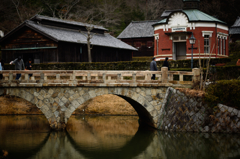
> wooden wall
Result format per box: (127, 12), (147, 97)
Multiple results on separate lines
(120, 37), (154, 57)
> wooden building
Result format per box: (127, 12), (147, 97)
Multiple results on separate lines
(117, 20), (158, 57)
(230, 16), (240, 43)
(0, 15), (136, 63)
(153, 0), (229, 61)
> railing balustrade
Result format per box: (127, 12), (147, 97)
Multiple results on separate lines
(0, 68), (200, 87)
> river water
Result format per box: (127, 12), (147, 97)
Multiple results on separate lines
(0, 115), (240, 159)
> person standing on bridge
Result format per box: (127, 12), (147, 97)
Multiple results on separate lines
(0, 59), (4, 80)
(10, 56), (25, 80)
(162, 57), (170, 70)
(150, 57), (158, 80)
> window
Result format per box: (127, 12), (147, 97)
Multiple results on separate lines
(204, 35), (210, 53)
(135, 42), (141, 48)
(180, 36), (186, 40)
(220, 39), (222, 55)
(173, 36), (178, 41)
(218, 38), (220, 55)
(147, 41), (153, 48)
(223, 38), (226, 55)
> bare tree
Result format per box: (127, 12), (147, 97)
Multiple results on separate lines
(79, 26), (95, 63)
(11, 0), (23, 22)
(42, 0), (80, 19)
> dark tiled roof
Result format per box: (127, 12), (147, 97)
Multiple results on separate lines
(31, 14), (108, 31)
(229, 28), (240, 34)
(229, 17), (240, 34)
(231, 16), (240, 27)
(26, 21), (137, 50)
(117, 20), (158, 39)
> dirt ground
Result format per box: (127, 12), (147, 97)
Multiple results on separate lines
(0, 95), (137, 115)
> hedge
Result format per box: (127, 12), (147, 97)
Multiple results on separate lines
(204, 80), (240, 109)
(3, 58), (230, 71)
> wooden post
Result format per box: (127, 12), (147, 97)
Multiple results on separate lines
(161, 67), (168, 83)
(71, 71), (76, 80)
(193, 68), (200, 83)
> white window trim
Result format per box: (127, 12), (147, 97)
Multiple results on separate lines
(217, 32), (228, 40)
(202, 31), (213, 37)
(154, 34), (159, 40)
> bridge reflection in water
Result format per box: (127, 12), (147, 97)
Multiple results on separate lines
(1, 115), (240, 159)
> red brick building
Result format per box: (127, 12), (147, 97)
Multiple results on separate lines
(153, 0), (229, 61)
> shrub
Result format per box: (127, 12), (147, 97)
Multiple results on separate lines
(204, 80), (240, 109)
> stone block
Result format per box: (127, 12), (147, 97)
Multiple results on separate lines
(89, 90), (96, 98)
(58, 92), (65, 99)
(228, 107), (233, 113)
(37, 95), (44, 100)
(68, 89), (75, 95)
(54, 111), (59, 118)
(79, 89), (85, 96)
(51, 92), (59, 98)
(140, 91), (146, 97)
(151, 110), (158, 117)
(77, 97), (85, 105)
(36, 100), (43, 108)
(83, 93), (90, 101)
(59, 101), (65, 107)
(132, 92), (140, 101)
(45, 110), (53, 119)
(65, 109), (72, 119)
(25, 92), (34, 102)
(146, 104), (154, 112)
(137, 95), (145, 106)
(48, 89), (54, 95)
(150, 101), (157, 106)
(69, 106), (75, 113)
(39, 90), (46, 97)
(33, 92), (39, 97)
(145, 89), (151, 96)
(31, 97), (39, 105)
(71, 100), (80, 108)
(151, 89), (157, 96)
(136, 88), (141, 93)
(41, 105), (50, 114)
(61, 96), (69, 104)
(54, 97), (60, 103)
(61, 106), (67, 111)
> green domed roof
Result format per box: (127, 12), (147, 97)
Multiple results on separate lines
(154, 9), (226, 25)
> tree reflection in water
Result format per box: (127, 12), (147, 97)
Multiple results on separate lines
(1, 115), (240, 159)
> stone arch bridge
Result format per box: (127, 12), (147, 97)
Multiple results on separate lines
(0, 68), (200, 130)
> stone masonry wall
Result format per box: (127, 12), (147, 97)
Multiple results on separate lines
(159, 87), (240, 133)
(5, 87), (167, 130)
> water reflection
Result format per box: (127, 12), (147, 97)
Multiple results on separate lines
(0, 115), (240, 159)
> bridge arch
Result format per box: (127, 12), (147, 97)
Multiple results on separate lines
(4, 87), (167, 129)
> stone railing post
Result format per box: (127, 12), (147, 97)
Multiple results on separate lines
(132, 73), (136, 84)
(102, 73), (106, 84)
(117, 73), (121, 82)
(161, 67), (168, 83)
(87, 73), (91, 81)
(40, 72), (44, 83)
(56, 74), (60, 80)
(9, 72), (13, 83)
(192, 68), (200, 83)
(25, 73), (29, 82)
